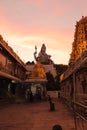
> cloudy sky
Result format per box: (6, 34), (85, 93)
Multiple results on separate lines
(0, 0), (87, 64)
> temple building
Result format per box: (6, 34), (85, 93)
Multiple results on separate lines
(25, 44), (57, 101)
(0, 35), (27, 100)
(69, 16), (87, 65)
(60, 16), (87, 100)
(0, 35), (57, 102)
(60, 16), (87, 123)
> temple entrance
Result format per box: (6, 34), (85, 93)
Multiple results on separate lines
(25, 83), (47, 102)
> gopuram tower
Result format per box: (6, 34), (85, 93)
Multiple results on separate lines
(69, 16), (87, 65)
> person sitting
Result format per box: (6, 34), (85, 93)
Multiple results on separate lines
(52, 124), (62, 130)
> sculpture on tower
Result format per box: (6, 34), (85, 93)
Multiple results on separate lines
(34, 43), (53, 64)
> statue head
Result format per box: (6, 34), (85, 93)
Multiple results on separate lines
(41, 43), (46, 53)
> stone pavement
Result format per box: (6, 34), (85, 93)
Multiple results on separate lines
(0, 98), (76, 130)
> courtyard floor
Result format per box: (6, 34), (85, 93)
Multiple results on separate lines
(0, 97), (77, 130)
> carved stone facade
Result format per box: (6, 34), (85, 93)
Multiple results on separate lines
(0, 35), (27, 100)
(60, 17), (87, 123)
(69, 16), (87, 65)
(29, 62), (46, 79)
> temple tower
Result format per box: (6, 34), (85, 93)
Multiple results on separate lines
(69, 16), (87, 65)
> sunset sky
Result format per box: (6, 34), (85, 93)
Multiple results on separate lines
(0, 0), (87, 64)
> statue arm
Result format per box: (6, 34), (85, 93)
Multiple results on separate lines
(34, 51), (38, 61)
(33, 45), (37, 61)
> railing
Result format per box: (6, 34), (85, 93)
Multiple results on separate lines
(72, 101), (87, 130)
(72, 101), (87, 121)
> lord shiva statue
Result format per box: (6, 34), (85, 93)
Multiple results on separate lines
(34, 44), (53, 64)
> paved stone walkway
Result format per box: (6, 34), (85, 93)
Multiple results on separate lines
(0, 98), (76, 130)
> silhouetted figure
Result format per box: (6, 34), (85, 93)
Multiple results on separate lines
(25, 88), (33, 102)
(47, 95), (55, 111)
(52, 124), (62, 130)
(25, 89), (30, 101)
(30, 91), (34, 102)
(47, 95), (52, 104)
(36, 87), (41, 101)
(58, 91), (60, 98)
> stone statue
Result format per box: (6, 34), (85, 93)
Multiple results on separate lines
(34, 44), (53, 64)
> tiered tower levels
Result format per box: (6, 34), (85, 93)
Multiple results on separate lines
(69, 16), (87, 64)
